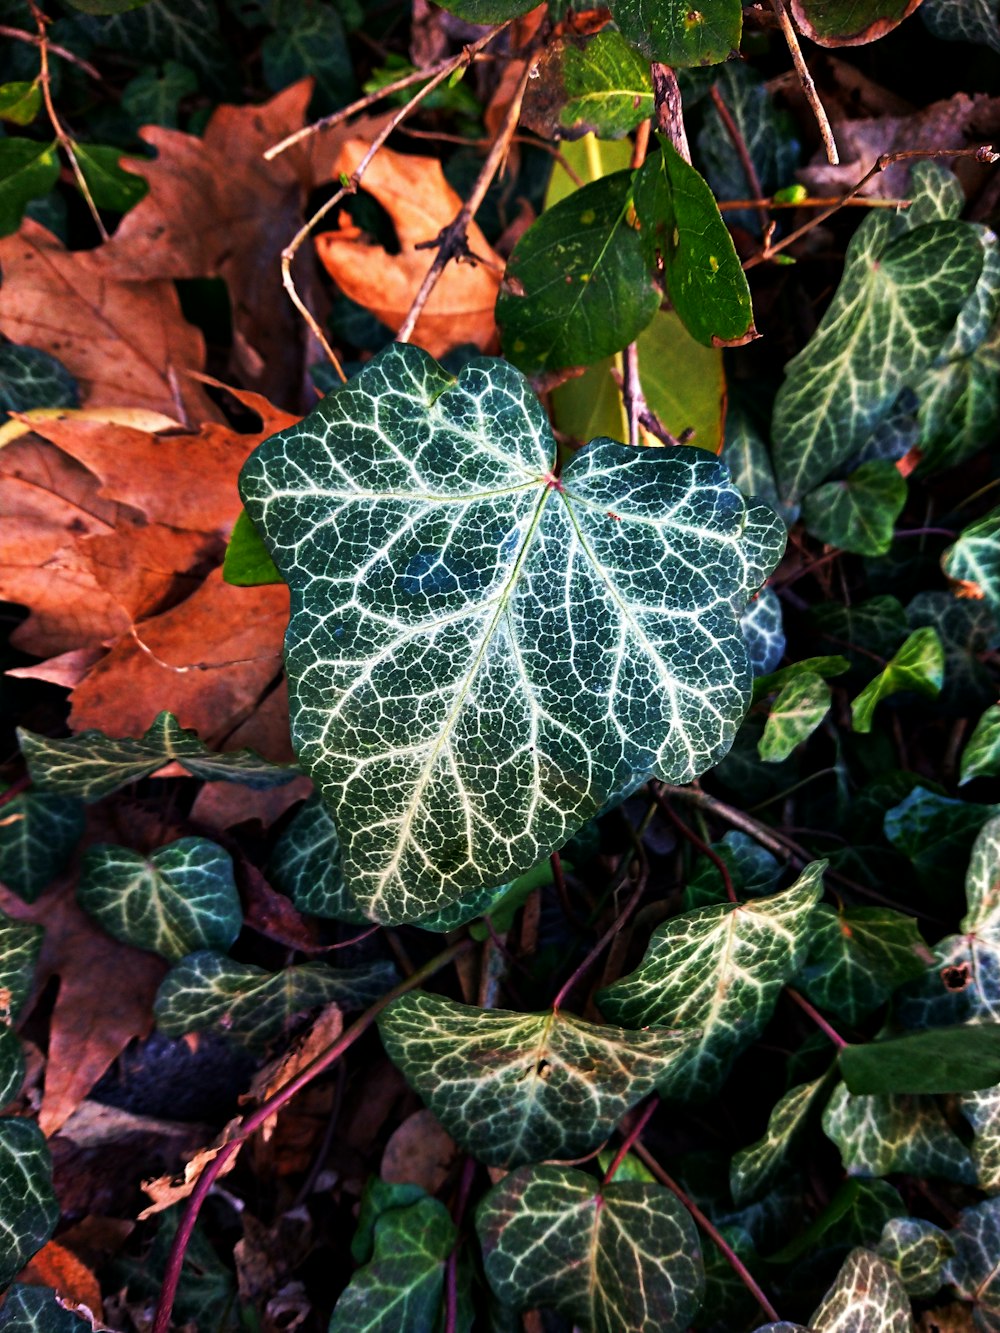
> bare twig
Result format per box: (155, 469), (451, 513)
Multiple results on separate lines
(709, 83), (772, 241)
(151, 938), (474, 1333)
(650, 64), (691, 163)
(786, 986), (849, 1049)
(770, 0), (839, 166)
(652, 787), (738, 903)
(0, 23), (102, 79)
(552, 854), (648, 1012)
(719, 193), (909, 211)
(444, 1157), (476, 1333)
(395, 56), (534, 345)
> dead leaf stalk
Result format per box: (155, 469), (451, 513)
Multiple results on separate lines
(769, 0), (840, 166)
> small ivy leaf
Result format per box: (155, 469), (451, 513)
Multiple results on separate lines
(0, 140), (59, 238)
(906, 590), (996, 714)
(945, 1197), (1000, 1331)
(351, 1178), (428, 1265)
(77, 837), (243, 962)
(239, 343), (784, 925)
(261, 0), (356, 117)
(752, 655), (850, 704)
(476, 1163), (704, 1331)
(840, 1024), (1000, 1095)
(807, 1248), (913, 1332)
(877, 1217), (953, 1297)
(73, 143), (149, 213)
(154, 950), (397, 1051)
(634, 137), (755, 348)
(741, 589), (786, 677)
(497, 171), (661, 375)
(960, 704), (1000, 784)
(822, 1082), (976, 1182)
(329, 1196), (456, 1333)
(0, 1282), (97, 1331)
(960, 1084), (1000, 1192)
(801, 460), (908, 557)
(0, 789), (84, 904)
(0, 81), (42, 127)
(18, 712), (297, 801)
(943, 508), (1000, 615)
(922, 0), (1000, 51)
(773, 169), (987, 501)
(378, 992), (693, 1168)
(598, 862), (825, 1100)
(850, 627), (944, 734)
(522, 31), (653, 141)
(0, 1029), (25, 1111)
(794, 905), (931, 1024)
(222, 509), (283, 586)
(0, 1118), (59, 1285)
(609, 0), (742, 66)
(121, 60), (198, 130)
(730, 1074), (834, 1206)
(883, 787), (997, 899)
(757, 671), (831, 763)
(791, 0), (922, 43)
(683, 829), (783, 910)
(0, 910), (43, 1021)
(0, 343), (79, 420)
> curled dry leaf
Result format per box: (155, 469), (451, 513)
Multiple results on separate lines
(249, 1001), (344, 1144)
(138, 1115), (243, 1220)
(314, 139), (503, 357)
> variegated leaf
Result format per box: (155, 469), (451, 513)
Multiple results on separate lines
(822, 1082), (976, 1183)
(943, 508), (1000, 616)
(794, 905), (931, 1024)
(808, 1248), (913, 1332)
(0, 790), (84, 904)
(731, 1074), (833, 1205)
(0, 1118), (58, 1285)
(877, 1217), (953, 1297)
(960, 1084), (1000, 1193)
(945, 1197), (1000, 1332)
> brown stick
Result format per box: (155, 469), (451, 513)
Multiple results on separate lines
(650, 64), (691, 163)
(709, 83), (771, 239)
(770, 0), (839, 166)
(719, 193), (909, 211)
(0, 23), (102, 79)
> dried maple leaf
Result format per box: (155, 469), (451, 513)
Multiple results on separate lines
(314, 139), (502, 357)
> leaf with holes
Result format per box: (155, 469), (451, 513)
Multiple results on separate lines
(238, 344), (784, 925)
(378, 992), (693, 1168)
(795, 905), (930, 1023)
(597, 862), (824, 1100)
(19, 712), (296, 801)
(822, 1082), (976, 1182)
(522, 30), (653, 140)
(850, 628), (944, 734)
(77, 837), (243, 962)
(945, 1198), (1000, 1332)
(801, 460), (907, 557)
(944, 508), (1000, 616)
(757, 672), (831, 762)
(877, 1217), (953, 1296)
(730, 1074), (834, 1205)
(610, 0), (742, 66)
(0, 1118), (58, 1285)
(154, 951), (397, 1051)
(476, 1163), (704, 1331)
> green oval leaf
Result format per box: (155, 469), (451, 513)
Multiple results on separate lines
(522, 31), (653, 141)
(609, 0), (742, 66)
(0, 82), (42, 127)
(840, 1024), (1000, 1095)
(0, 140), (59, 238)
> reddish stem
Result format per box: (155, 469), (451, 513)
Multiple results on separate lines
(785, 986), (849, 1050)
(552, 870), (647, 1013)
(444, 1156), (477, 1333)
(151, 938), (473, 1333)
(653, 789), (737, 903)
(0, 774), (31, 809)
(602, 1097), (659, 1184)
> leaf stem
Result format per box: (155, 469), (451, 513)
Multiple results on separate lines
(602, 1096), (659, 1184)
(0, 23), (102, 79)
(444, 1156), (477, 1333)
(552, 859), (647, 1013)
(631, 1140), (781, 1323)
(785, 986), (848, 1049)
(151, 937), (474, 1333)
(652, 787), (738, 903)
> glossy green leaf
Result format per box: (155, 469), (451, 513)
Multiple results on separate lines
(477, 1163), (704, 1331)
(741, 589), (786, 677)
(598, 862), (825, 1100)
(0, 344), (79, 419)
(223, 509), (283, 586)
(523, 30), (652, 140)
(758, 672), (831, 762)
(907, 590), (996, 713)
(822, 1082), (976, 1182)
(773, 173), (986, 500)
(77, 837), (243, 962)
(752, 655), (850, 703)
(154, 950), (396, 1051)
(841, 1024), (1000, 1094)
(239, 344), (784, 925)
(498, 171), (660, 375)
(0, 1284), (94, 1331)
(378, 992), (692, 1168)
(877, 1217), (953, 1297)
(730, 1075), (832, 1205)
(0, 910), (42, 1022)
(0, 789), (85, 904)
(808, 1248), (913, 1332)
(121, 60), (198, 129)
(945, 1197), (1000, 1331)
(0, 139), (59, 237)
(0, 1118), (58, 1285)
(944, 508), (1000, 616)
(960, 703), (1000, 784)
(0, 82), (41, 126)
(795, 906), (930, 1023)
(329, 1196), (455, 1333)
(74, 143), (149, 212)
(634, 137), (755, 348)
(960, 1084), (1000, 1193)
(801, 460), (907, 557)
(790, 0), (922, 43)
(850, 627), (944, 733)
(19, 711), (296, 801)
(610, 0), (742, 66)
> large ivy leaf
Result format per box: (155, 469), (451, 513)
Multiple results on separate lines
(730, 1074), (833, 1205)
(609, 0), (742, 66)
(946, 1197), (1000, 1331)
(791, 0), (923, 43)
(497, 171), (660, 376)
(801, 460), (907, 557)
(794, 905), (930, 1023)
(0, 1118), (58, 1285)
(877, 1217), (953, 1297)
(597, 862), (824, 1099)
(808, 1248), (913, 1332)
(0, 344), (78, 420)
(154, 951), (397, 1051)
(77, 837), (243, 961)
(75, 0), (230, 87)
(840, 1025), (1000, 1094)
(522, 30), (653, 140)
(19, 712), (296, 801)
(0, 789), (84, 904)
(634, 138), (755, 348)
(943, 509), (1000, 616)
(239, 344), (784, 924)
(850, 627), (944, 734)
(0, 140), (59, 238)
(329, 1196), (455, 1333)
(476, 1164), (704, 1331)
(757, 672), (831, 762)
(960, 704), (1000, 784)
(773, 187), (986, 500)
(822, 1082), (976, 1182)
(378, 992), (692, 1167)
(0, 1284), (93, 1332)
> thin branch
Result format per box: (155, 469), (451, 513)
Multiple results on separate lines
(653, 788), (737, 903)
(0, 23), (102, 79)
(632, 1140), (782, 1323)
(786, 986), (849, 1049)
(395, 56), (534, 345)
(770, 0), (839, 166)
(709, 83), (771, 240)
(602, 1097), (659, 1184)
(650, 64), (691, 163)
(0, 774), (31, 809)
(444, 1157), (477, 1333)
(151, 937), (474, 1333)
(718, 193), (909, 211)
(659, 783), (795, 861)
(552, 855), (648, 1012)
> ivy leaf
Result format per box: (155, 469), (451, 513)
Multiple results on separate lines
(121, 60), (198, 129)
(801, 460), (907, 557)
(765, 1177), (906, 1267)
(683, 829), (782, 910)
(239, 344), (784, 925)
(0, 1118), (58, 1285)
(822, 1082), (976, 1182)
(0, 909), (43, 1021)
(19, 712), (296, 801)
(850, 627), (944, 733)
(741, 589), (786, 677)
(757, 672), (831, 762)
(597, 862), (825, 1100)
(808, 1248), (913, 1332)
(497, 171), (660, 375)
(0, 343), (78, 419)
(877, 1217), (953, 1297)
(74, 143), (149, 213)
(883, 787), (996, 897)
(906, 590), (996, 714)
(945, 1198), (1000, 1331)
(790, 0), (923, 43)
(77, 837), (243, 962)
(609, 0), (742, 66)
(522, 30), (653, 140)
(840, 1025), (1000, 1095)
(74, 0), (230, 88)
(378, 992), (693, 1168)
(960, 704), (1000, 784)
(794, 905), (931, 1024)
(223, 509), (283, 587)
(960, 1085), (1000, 1192)
(476, 1164), (704, 1330)
(943, 508), (1000, 615)
(0, 140), (59, 237)
(0, 1284), (93, 1332)
(730, 1074), (833, 1205)
(261, 0), (356, 115)
(634, 138), (755, 348)
(0, 790), (84, 904)
(922, 0), (1000, 51)
(432, 0), (537, 20)
(0, 1029), (25, 1111)
(154, 951), (397, 1051)
(0, 82), (42, 127)
(329, 1196), (455, 1333)
(773, 203), (986, 501)
(752, 655), (850, 703)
